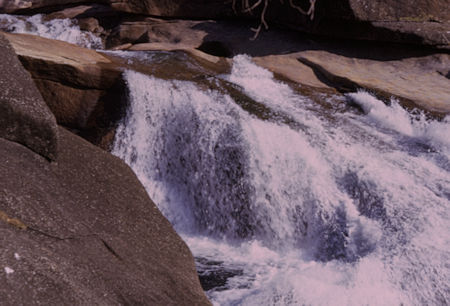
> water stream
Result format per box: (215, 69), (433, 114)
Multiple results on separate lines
(112, 55), (450, 305)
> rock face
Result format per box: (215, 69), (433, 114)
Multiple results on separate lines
(0, 127), (210, 305)
(3, 32), (126, 149)
(0, 32), (210, 305)
(269, 0), (450, 48)
(0, 33), (58, 160)
(347, 0), (449, 22)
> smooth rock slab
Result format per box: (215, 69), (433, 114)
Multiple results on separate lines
(297, 50), (450, 114)
(4, 32), (117, 88)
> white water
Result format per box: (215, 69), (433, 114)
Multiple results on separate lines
(113, 54), (450, 305)
(0, 13), (103, 48)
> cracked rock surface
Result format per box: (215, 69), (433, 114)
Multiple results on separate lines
(0, 127), (210, 305)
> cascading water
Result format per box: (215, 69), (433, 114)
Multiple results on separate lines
(112, 54), (449, 305)
(0, 13), (103, 49)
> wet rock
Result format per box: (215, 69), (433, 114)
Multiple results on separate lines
(3, 32), (125, 149)
(253, 55), (329, 89)
(42, 4), (117, 36)
(129, 42), (226, 64)
(0, 32), (58, 160)
(105, 18), (208, 50)
(196, 257), (244, 292)
(78, 17), (103, 33)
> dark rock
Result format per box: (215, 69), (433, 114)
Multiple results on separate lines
(43, 4), (115, 21)
(78, 17), (103, 33)
(0, 127), (211, 305)
(196, 257), (244, 292)
(108, 0), (235, 19)
(0, 32), (58, 160)
(266, 0), (450, 48)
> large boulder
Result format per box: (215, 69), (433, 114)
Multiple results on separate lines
(347, 0), (448, 22)
(0, 127), (210, 305)
(0, 32), (58, 160)
(267, 0), (450, 48)
(0, 28), (209, 304)
(3, 32), (125, 149)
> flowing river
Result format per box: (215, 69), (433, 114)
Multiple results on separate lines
(112, 54), (450, 305)
(1, 14), (449, 305)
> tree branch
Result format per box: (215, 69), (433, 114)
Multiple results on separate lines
(233, 0), (318, 39)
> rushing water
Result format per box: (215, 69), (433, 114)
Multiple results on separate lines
(112, 54), (450, 305)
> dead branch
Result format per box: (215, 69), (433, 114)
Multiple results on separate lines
(232, 0), (318, 39)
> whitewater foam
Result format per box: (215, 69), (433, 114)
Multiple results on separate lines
(0, 14), (103, 49)
(347, 90), (450, 155)
(113, 54), (449, 305)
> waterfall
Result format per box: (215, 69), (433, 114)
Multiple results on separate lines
(113, 54), (450, 305)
